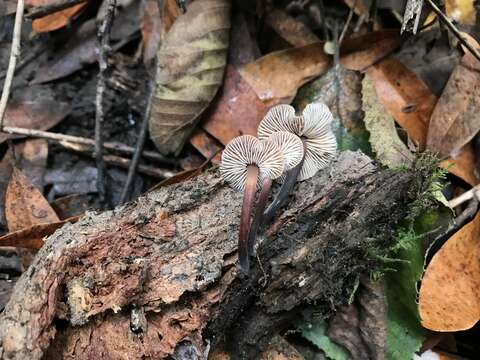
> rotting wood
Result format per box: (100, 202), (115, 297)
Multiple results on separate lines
(0, 151), (421, 359)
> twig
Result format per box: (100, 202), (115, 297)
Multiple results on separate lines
(1, 126), (174, 164)
(0, 0), (24, 130)
(25, 0), (87, 19)
(448, 184), (480, 208)
(95, 0), (117, 206)
(426, 198), (479, 264)
(59, 141), (175, 179)
(338, 0), (356, 45)
(119, 79), (155, 204)
(425, 0), (480, 63)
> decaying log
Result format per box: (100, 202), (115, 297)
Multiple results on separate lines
(0, 151), (421, 359)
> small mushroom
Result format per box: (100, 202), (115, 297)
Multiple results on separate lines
(247, 131), (304, 255)
(257, 102), (337, 223)
(220, 135), (284, 273)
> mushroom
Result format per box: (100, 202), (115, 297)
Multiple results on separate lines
(257, 102), (337, 224)
(247, 131), (304, 255)
(220, 135), (284, 273)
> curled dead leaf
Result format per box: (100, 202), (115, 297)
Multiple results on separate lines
(0, 216), (81, 250)
(6, 167), (59, 232)
(149, 0), (231, 155)
(419, 213), (480, 331)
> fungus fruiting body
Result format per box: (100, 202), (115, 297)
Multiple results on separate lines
(220, 135), (284, 273)
(257, 102), (337, 224)
(247, 131), (304, 255)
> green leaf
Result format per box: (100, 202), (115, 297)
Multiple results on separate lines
(385, 229), (426, 360)
(299, 320), (349, 360)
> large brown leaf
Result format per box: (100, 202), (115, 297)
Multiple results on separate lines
(149, 0), (231, 155)
(419, 213), (480, 331)
(201, 65), (269, 145)
(0, 100), (70, 144)
(5, 167), (59, 232)
(426, 48), (480, 157)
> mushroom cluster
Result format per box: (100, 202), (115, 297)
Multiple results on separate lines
(220, 102), (337, 273)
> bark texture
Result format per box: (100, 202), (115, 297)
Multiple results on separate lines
(0, 151), (419, 359)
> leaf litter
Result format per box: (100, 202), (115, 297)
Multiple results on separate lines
(1, 0), (480, 358)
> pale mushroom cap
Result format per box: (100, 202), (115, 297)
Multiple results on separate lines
(220, 135), (284, 191)
(267, 131), (304, 171)
(257, 102), (337, 181)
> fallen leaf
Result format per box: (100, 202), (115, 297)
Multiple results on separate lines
(0, 216), (81, 250)
(293, 65), (371, 155)
(6, 167), (59, 232)
(446, 0), (476, 25)
(51, 194), (94, 220)
(426, 48), (480, 157)
(340, 30), (403, 71)
(32, 1), (87, 33)
(200, 65), (269, 146)
(298, 318), (349, 360)
(149, 0), (231, 155)
(362, 76), (413, 168)
(0, 139), (48, 227)
(228, 10), (260, 66)
(265, 8), (319, 46)
(0, 100), (70, 144)
(419, 213), (480, 331)
(238, 30), (402, 107)
(32, 6), (139, 84)
(189, 129), (222, 163)
(365, 57), (437, 149)
(162, 0), (185, 34)
(238, 42), (330, 106)
(439, 143), (479, 186)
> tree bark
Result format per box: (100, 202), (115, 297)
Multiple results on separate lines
(0, 151), (419, 360)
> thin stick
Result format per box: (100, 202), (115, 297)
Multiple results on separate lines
(448, 184), (480, 208)
(25, 0), (86, 19)
(425, 0), (480, 63)
(0, 0), (25, 130)
(1, 126), (172, 164)
(119, 79), (155, 204)
(95, 0), (117, 206)
(338, 0), (356, 45)
(59, 140), (175, 179)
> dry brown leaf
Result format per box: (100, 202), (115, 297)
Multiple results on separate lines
(162, 0), (184, 34)
(6, 167), (59, 232)
(426, 48), (480, 156)
(32, 1), (87, 33)
(200, 65), (269, 145)
(0, 140), (49, 228)
(439, 143), (479, 186)
(365, 57), (437, 149)
(238, 42), (330, 106)
(149, 0), (231, 155)
(419, 213), (480, 331)
(257, 337), (304, 360)
(238, 30), (402, 107)
(0, 100), (70, 144)
(340, 30), (403, 71)
(0, 216), (81, 250)
(265, 8), (319, 46)
(51, 194), (93, 220)
(189, 129), (222, 163)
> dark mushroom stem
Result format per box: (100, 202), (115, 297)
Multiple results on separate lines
(261, 141), (307, 227)
(248, 141), (307, 257)
(239, 165), (259, 273)
(247, 176), (273, 257)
